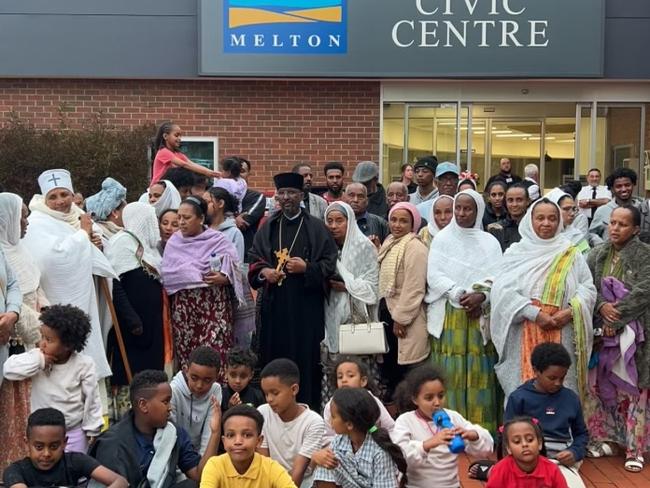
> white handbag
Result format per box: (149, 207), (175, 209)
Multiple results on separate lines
(338, 299), (388, 355)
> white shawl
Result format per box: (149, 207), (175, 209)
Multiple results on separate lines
(0, 193), (45, 349)
(139, 179), (182, 218)
(23, 198), (117, 379)
(29, 194), (84, 229)
(426, 195), (454, 239)
(490, 199), (596, 395)
(323, 202), (379, 353)
(546, 188), (589, 246)
(0, 193), (40, 294)
(426, 190), (503, 340)
(106, 202), (162, 277)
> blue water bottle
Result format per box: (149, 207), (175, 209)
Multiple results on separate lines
(432, 410), (465, 454)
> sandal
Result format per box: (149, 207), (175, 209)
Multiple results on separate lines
(586, 442), (615, 458)
(624, 456), (644, 473)
(468, 460), (495, 481)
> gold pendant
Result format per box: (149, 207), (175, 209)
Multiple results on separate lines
(274, 248), (290, 286)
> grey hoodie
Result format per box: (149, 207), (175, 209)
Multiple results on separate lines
(170, 371), (222, 454)
(217, 217), (245, 261)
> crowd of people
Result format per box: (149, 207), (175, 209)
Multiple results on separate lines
(1, 120), (650, 488)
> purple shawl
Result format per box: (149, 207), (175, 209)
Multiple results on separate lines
(162, 227), (243, 301)
(597, 276), (644, 406)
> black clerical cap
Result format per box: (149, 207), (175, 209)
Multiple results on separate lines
(274, 172), (304, 191)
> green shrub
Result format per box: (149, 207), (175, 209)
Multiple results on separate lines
(0, 113), (155, 202)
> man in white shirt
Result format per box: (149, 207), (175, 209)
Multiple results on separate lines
(522, 163), (541, 201)
(577, 168), (611, 224)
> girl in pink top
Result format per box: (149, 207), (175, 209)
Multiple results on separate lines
(151, 122), (220, 183)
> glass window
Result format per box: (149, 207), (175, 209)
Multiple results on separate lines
(382, 103), (405, 183)
(544, 117), (576, 189)
(180, 137), (218, 170)
(381, 101), (645, 194)
(576, 105), (643, 191)
(490, 120), (542, 181)
(603, 106), (642, 176)
(406, 104), (458, 165)
(460, 117), (486, 190)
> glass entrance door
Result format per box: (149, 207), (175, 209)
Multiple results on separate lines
(489, 120), (542, 185)
(382, 101), (644, 194)
(575, 103), (646, 192)
(405, 104), (460, 164)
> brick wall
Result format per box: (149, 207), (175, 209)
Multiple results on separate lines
(0, 79), (381, 191)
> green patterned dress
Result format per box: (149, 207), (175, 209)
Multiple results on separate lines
(431, 303), (499, 434)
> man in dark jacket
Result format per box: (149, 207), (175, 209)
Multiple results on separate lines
(351, 161), (388, 218)
(236, 158), (267, 262)
(485, 157), (522, 188)
(344, 182), (390, 246)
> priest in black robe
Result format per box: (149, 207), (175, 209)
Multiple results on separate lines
(249, 172), (337, 410)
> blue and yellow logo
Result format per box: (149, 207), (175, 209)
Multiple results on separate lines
(223, 0), (347, 54)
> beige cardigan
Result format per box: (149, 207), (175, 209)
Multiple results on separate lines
(383, 237), (430, 365)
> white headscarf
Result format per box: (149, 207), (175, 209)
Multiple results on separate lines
(106, 202), (162, 277)
(29, 193), (85, 230)
(427, 195), (454, 238)
(138, 180), (182, 218)
(0, 193), (40, 294)
(426, 189), (503, 339)
(490, 198), (573, 354)
(323, 201), (379, 353)
(546, 188), (588, 246)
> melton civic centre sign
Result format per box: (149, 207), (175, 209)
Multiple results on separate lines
(222, 0), (347, 54)
(199, 0), (605, 77)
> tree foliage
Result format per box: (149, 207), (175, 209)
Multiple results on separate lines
(0, 113), (154, 201)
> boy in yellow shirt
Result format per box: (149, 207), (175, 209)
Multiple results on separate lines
(200, 405), (296, 488)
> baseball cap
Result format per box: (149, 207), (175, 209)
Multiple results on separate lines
(435, 162), (460, 178)
(352, 161), (379, 183)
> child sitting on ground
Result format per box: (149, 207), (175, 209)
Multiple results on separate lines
(320, 356), (394, 445)
(258, 358), (326, 488)
(199, 404), (296, 488)
(486, 417), (568, 488)
(391, 365), (493, 488)
(221, 348), (265, 412)
(313, 388), (407, 488)
(90, 370), (219, 488)
(470, 342), (588, 488)
(505, 343), (587, 487)
(3, 304), (103, 453)
(171, 346), (223, 455)
(3, 408), (127, 488)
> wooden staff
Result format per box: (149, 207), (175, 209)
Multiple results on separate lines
(100, 277), (133, 383)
